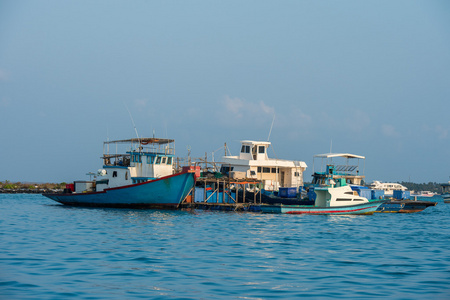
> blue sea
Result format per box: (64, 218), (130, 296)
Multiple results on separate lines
(1, 194), (449, 299)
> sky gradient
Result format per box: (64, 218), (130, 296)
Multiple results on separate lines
(1, 0), (450, 184)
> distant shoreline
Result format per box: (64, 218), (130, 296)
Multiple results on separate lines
(0, 182), (64, 194)
(0, 189), (63, 194)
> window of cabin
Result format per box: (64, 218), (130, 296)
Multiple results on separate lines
(156, 156), (161, 164)
(258, 146), (265, 154)
(167, 157), (172, 165)
(113, 171), (118, 177)
(147, 156), (155, 164)
(257, 167), (261, 173)
(241, 145), (250, 153)
(263, 167), (270, 173)
(220, 166), (234, 173)
(162, 157), (167, 164)
(271, 168), (276, 173)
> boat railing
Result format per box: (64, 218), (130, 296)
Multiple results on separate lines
(103, 154), (131, 167)
(334, 165), (358, 173)
(141, 145), (175, 155)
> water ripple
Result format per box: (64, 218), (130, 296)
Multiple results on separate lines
(1, 194), (450, 299)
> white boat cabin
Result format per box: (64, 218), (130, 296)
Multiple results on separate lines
(369, 181), (407, 196)
(220, 140), (307, 191)
(94, 138), (175, 192)
(314, 178), (369, 207)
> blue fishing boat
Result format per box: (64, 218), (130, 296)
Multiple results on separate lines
(43, 138), (195, 208)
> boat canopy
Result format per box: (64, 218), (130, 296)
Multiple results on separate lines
(104, 138), (174, 145)
(240, 140), (271, 146)
(314, 153), (365, 159)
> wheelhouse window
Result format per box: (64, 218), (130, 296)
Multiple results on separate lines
(294, 172), (300, 177)
(156, 156), (161, 164)
(263, 167), (270, 173)
(220, 166), (234, 173)
(258, 146), (265, 154)
(257, 167), (261, 173)
(133, 154), (141, 163)
(147, 156), (155, 164)
(241, 145), (250, 153)
(167, 157), (172, 165)
(271, 168), (276, 173)
(162, 157), (167, 164)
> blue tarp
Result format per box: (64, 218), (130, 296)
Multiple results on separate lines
(279, 187), (297, 198)
(371, 190), (385, 200)
(393, 190), (410, 200)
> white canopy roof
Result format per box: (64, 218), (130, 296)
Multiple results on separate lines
(240, 140), (271, 146)
(314, 153), (365, 159)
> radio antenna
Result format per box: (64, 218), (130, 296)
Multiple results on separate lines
(124, 102), (140, 145)
(267, 113), (275, 141)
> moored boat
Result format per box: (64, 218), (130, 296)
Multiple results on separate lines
(410, 191), (437, 197)
(376, 199), (437, 213)
(308, 152), (437, 213)
(43, 137), (196, 208)
(260, 200), (386, 214)
(440, 181), (450, 203)
(220, 140), (307, 192)
(260, 178), (387, 215)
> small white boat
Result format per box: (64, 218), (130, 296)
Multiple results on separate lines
(410, 191), (437, 197)
(260, 178), (387, 215)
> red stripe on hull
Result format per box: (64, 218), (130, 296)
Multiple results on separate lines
(285, 205), (379, 214)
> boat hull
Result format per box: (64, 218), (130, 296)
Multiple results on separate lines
(376, 199), (437, 213)
(43, 172), (195, 208)
(442, 193), (450, 203)
(259, 200), (386, 215)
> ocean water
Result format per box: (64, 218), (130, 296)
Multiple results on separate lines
(1, 194), (449, 300)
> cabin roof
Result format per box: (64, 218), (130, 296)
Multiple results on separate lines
(240, 140), (271, 146)
(314, 153), (365, 159)
(104, 138), (174, 145)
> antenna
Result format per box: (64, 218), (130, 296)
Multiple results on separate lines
(329, 139), (333, 154)
(106, 127), (110, 155)
(267, 113), (275, 141)
(124, 102), (140, 144)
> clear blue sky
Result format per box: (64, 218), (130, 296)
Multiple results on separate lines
(1, 0), (450, 184)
